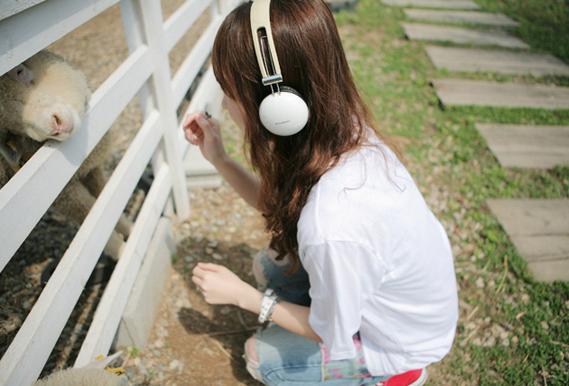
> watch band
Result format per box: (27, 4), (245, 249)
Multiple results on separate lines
(258, 288), (279, 324)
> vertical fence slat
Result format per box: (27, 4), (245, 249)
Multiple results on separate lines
(136, 0), (190, 219)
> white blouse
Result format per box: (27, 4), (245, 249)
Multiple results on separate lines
(297, 128), (459, 376)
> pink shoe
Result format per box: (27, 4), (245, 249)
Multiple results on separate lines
(376, 368), (428, 386)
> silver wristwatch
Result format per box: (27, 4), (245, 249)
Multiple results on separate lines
(258, 288), (279, 324)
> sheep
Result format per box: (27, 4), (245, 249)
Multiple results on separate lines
(32, 368), (129, 386)
(0, 49), (133, 262)
(32, 351), (129, 386)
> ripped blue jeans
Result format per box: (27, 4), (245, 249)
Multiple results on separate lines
(244, 247), (391, 385)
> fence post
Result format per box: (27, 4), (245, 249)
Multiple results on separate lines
(134, 0), (190, 219)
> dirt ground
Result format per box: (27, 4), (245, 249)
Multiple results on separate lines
(122, 174), (271, 385)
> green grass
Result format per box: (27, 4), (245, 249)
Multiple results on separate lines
(333, 0), (569, 384)
(476, 0), (569, 63)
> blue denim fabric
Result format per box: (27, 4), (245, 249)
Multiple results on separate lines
(250, 248), (391, 386)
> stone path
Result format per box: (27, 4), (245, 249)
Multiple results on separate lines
(425, 46), (569, 76)
(382, 0), (479, 10)
(377, 0), (569, 282)
(486, 199), (569, 282)
(476, 124), (569, 169)
(431, 79), (569, 110)
(402, 23), (529, 49)
(404, 9), (518, 27)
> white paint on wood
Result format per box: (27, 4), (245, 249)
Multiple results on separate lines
(487, 199), (569, 282)
(403, 23), (529, 49)
(164, 0), (212, 52)
(75, 165), (172, 366)
(426, 46), (569, 76)
(0, 0), (119, 76)
(0, 46), (153, 272)
(404, 9), (518, 27)
(0, 0), (47, 21)
(0, 110), (162, 385)
(382, 0), (479, 10)
(115, 217), (174, 349)
(136, 0), (190, 219)
(476, 123), (569, 169)
(432, 79), (569, 110)
(171, 14), (224, 107)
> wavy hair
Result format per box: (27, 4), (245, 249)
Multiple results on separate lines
(211, 0), (404, 276)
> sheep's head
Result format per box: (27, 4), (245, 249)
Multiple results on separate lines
(0, 50), (91, 142)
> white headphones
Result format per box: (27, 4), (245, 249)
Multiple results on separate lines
(250, 0), (310, 136)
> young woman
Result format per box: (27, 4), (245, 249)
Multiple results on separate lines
(184, 1), (458, 385)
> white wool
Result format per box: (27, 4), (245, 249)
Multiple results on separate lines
(32, 368), (129, 386)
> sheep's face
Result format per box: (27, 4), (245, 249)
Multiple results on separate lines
(21, 94), (83, 142)
(0, 50), (91, 143)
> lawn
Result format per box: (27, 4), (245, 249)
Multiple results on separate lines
(325, 0), (569, 384)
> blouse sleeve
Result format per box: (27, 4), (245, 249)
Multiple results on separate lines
(300, 239), (384, 361)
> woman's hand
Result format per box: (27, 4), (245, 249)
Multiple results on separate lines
(191, 262), (253, 306)
(182, 112), (228, 167)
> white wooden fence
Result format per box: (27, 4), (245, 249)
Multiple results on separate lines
(0, 0), (242, 384)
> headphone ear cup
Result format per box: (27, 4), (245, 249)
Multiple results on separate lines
(279, 85), (303, 99)
(259, 86), (310, 136)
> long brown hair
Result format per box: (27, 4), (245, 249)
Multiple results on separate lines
(211, 0), (404, 276)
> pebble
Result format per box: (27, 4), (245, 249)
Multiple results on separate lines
(205, 247), (214, 255)
(212, 253), (224, 260)
(475, 277), (484, 289)
(521, 293), (530, 303)
(483, 336), (496, 347)
(220, 306), (231, 315)
(169, 359), (183, 371)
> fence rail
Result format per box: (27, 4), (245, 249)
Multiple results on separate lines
(0, 0), (242, 384)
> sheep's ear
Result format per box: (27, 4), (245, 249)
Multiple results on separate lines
(7, 64), (34, 86)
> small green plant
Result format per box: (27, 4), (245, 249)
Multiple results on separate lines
(126, 346), (140, 358)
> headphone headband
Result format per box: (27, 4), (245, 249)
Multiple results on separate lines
(250, 0), (283, 86)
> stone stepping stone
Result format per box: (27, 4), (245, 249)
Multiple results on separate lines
(476, 123), (569, 169)
(487, 199), (569, 282)
(404, 9), (518, 27)
(431, 79), (569, 110)
(382, 0), (479, 10)
(402, 23), (529, 49)
(426, 46), (569, 76)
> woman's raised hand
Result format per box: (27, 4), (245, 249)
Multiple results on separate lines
(182, 112), (228, 167)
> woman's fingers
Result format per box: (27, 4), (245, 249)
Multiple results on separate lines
(183, 112), (200, 129)
(191, 274), (203, 286)
(183, 112), (214, 146)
